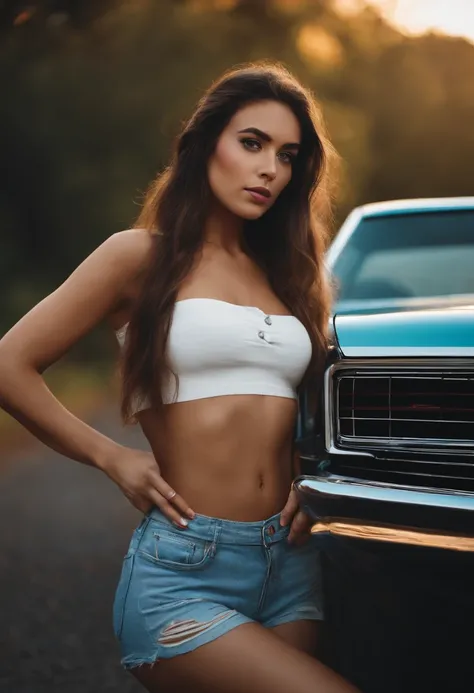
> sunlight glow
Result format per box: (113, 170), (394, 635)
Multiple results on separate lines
(336, 0), (474, 44)
(297, 24), (345, 66)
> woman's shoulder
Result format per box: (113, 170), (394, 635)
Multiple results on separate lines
(105, 227), (157, 276)
(101, 229), (158, 330)
(108, 226), (156, 253)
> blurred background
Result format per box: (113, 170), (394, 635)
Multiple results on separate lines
(2, 0), (474, 451)
(0, 2), (473, 691)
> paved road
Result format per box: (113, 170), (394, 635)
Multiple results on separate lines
(0, 408), (146, 693)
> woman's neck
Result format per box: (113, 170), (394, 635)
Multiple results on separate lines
(203, 199), (244, 255)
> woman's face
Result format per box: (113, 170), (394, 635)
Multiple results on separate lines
(207, 100), (301, 220)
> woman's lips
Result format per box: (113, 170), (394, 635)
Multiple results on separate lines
(244, 187), (272, 205)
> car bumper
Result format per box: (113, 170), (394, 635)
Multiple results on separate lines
(294, 473), (474, 552)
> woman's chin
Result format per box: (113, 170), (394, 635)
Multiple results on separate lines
(236, 204), (269, 221)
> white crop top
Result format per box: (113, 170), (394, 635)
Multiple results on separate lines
(115, 298), (312, 414)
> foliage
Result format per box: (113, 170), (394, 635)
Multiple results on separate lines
(1, 0), (473, 363)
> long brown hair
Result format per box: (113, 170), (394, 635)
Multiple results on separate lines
(120, 61), (337, 423)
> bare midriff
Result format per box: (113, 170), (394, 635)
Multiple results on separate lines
(137, 394), (297, 522)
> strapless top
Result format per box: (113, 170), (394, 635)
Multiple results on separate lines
(115, 298), (312, 414)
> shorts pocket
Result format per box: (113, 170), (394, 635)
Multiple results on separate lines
(138, 525), (215, 571)
(113, 552), (134, 640)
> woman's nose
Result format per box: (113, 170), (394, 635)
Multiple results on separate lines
(259, 158), (277, 181)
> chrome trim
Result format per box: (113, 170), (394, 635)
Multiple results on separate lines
(310, 521), (474, 552)
(298, 475), (474, 511)
(335, 294), (474, 315)
(296, 476), (474, 552)
(341, 464), (474, 484)
(324, 364), (372, 457)
(343, 347), (474, 357)
(351, 197), (474, 218)
(339, 435), (474, 450)
(326, 208), (363, 269)
(325, 359), (474, 455)
(330, 359), (474, 369)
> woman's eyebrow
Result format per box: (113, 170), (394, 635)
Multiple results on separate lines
(237, 127), (300, 150)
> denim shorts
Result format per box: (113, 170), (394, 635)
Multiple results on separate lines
(113, 507), (324, 668)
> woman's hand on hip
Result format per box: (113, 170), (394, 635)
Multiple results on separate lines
(102, 447), (195, 528)
(280, 487), (313, 545)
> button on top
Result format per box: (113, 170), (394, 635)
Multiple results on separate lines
(264, 315), (272, 325)
(258, 330), (265, 339)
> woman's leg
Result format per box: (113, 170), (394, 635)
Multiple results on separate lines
(271, 619), (321, 657)
(131, 621), (360, 693)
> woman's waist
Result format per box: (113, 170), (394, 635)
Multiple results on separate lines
(158, 449), (294, 521)
(142, 394), (297, 457)
(141, 395), (297, 520)
(145, 505), (290, 545)
(150, 391), (295, 429)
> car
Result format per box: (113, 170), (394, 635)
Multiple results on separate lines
(295, 196), (474, 550)
(294, 198), (474, 693)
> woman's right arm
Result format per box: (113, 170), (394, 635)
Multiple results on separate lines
(0, 230), (194, 526)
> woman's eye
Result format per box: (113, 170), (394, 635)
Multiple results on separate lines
(241, 138), (261, 151)
(240, 138), (294, 164)
(278, 151), (294, 164)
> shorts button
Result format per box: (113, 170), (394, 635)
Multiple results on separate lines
(267, 524), (275, 536)
(264, 316), (272, 325)
(258, 330), (265, 339)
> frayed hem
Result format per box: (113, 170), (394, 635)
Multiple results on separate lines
(122, 657), (161, 671)
(265, 609), (324, 629)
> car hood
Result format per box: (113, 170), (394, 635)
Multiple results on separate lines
(333, 299), (474, 357)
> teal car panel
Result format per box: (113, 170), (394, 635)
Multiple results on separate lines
(296, 197), (474, 549)
(334, 305), (474, 357)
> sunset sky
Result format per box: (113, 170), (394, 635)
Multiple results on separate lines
(337, 0), (474, 44)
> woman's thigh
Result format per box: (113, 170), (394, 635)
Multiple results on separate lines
(131, 622), (360, 693)
(271, 619), (321, 657)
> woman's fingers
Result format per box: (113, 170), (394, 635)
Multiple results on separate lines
(288, 509), (313, 545)
(138, 470), (196, 528)
(279, 487), (299, 527)
(111, 449), (196, 525)
(149, 472), (195, 520)
(133, 497), (153, 515)
(280, 486), (313, 543)
(146, 488), (191, 528)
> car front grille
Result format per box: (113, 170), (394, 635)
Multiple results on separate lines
(332, 451), (474, 492)
(336, 370), (474, 448)
(330, 365), (474, 492)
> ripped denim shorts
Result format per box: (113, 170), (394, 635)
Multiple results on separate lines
(113, 506), (324, 669)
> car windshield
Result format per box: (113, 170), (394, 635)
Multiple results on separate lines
(332, 210), (474, 301)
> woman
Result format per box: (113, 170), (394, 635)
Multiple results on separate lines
(0, 63), (359, 692)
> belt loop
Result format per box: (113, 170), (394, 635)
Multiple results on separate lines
(212, 518), (222, 548)
(132, 514), (149, 551)
(137, 514), (148, 533)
